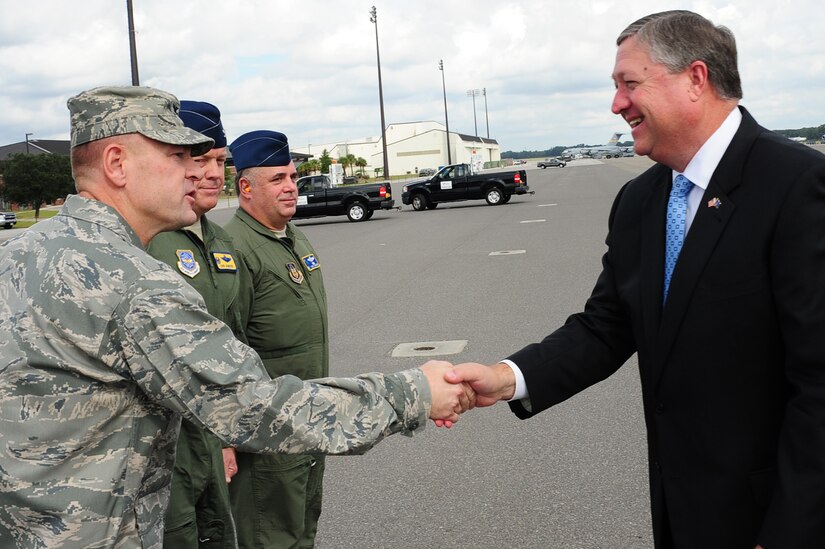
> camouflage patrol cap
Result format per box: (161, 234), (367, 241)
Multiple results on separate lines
(67, 86), (214, 156)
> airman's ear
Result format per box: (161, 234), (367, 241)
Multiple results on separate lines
(101, 141), (128, 188)
(238, 176), (252, 197)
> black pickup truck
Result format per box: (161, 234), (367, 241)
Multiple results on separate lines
(401, 164), (530, 210)
(295, 174), (394, 222)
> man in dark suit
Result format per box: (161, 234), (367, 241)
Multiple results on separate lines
(446, 10), (825, 549)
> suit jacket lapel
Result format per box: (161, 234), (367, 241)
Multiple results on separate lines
(640, 166), (669, 371)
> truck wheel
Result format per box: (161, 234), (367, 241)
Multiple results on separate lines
(501, 194), (511, 204)
(426, 202), (438, 210)
(364, 209), (375, 220)
(346, 201), (368, 222)
(411, 194), (428, 211)
(485, 187), (504, 205)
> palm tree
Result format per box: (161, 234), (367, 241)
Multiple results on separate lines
(337, 156), (349, 176)
(345, 153), (358, 177)
(355, 157), (368, 178)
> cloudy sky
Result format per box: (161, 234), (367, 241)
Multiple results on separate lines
(1, 0), (823, 153)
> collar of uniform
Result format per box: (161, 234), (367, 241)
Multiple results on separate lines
(62, 194), (144, 248)
(234, 207), (295, 243)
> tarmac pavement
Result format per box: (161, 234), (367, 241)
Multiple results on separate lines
(303, 156), (654, 548)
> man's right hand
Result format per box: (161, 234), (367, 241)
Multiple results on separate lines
(445, 362), (516, 407)
(222, 447), (238, 483)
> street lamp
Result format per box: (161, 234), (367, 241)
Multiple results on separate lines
(482, 88), (490, 139)
(369, 6), (390, 180)
(25, 133), (33, 154)
(466, 89), (480, 136)
(439, 60), (452, 165)
(126, 0), (140, 85)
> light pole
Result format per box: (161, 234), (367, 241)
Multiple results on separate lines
(466, 89), (480, 136)
(25, 133), (33, 154)
(482, 88), (490, 139)
(439, 60), (452, 165)
(126, 0), (140, 85)
(369, 6), (390, 180)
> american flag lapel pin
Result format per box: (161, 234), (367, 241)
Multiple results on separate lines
(707, 197), (722, 209)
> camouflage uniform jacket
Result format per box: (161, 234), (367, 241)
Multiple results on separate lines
(0, 196), (430, 549)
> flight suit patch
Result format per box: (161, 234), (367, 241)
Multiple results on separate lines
(176, 250), (200, 278)
(286, 262), (304, 284)
(302, 254), (320, 271)
(212, 252), (237, 272)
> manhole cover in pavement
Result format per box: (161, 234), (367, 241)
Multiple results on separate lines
(391, 340), (468, 357)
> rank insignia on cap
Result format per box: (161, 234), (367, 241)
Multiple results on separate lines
(302, 254), (320, 271)
(212, 252), (237, 272)
(176, 250), (200, 278)
(286, 262), (304, 284)
(707, 197), (722, 209)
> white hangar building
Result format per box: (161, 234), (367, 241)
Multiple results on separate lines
(292, 121), (501, 176)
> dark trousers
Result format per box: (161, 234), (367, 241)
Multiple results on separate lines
(229, 452), (325, 549)
(163, 421), (236, 549)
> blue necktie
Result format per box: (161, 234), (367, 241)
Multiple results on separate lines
(663, 175), (693, 302)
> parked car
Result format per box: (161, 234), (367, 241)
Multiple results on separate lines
(402, 163), (530, 210)
(417, 168), (436, 177)
(2, 212), (17, 229)
(537, 158), (566, 168)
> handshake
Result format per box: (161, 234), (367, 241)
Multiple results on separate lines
(419, 360), (517, 427)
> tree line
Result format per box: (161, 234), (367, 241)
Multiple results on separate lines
(0, 154), (74, 218)
(773, 123), (825, 141)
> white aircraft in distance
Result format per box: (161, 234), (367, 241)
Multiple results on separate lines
(561, 133), (630, 159)
(788, 136), (807, 142)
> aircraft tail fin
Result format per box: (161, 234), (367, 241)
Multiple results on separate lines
(607, 132), (624, 145)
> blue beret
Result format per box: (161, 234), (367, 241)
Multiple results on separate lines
(229, 130), (292, 171)
(178, 100), (226, 149)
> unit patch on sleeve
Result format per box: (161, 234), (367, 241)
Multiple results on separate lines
(302, 254), (320, 271)
(212, 252), (238, 272)
(176, 250), (201, 278)
(286, 262), (305, 284)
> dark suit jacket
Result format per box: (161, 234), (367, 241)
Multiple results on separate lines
(508, 108), (825, 549)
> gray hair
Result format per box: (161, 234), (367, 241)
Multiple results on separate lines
(617, 10), (742, 100)
(236, 167), (258, 186)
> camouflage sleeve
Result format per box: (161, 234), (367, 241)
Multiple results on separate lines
(115, 268), (430, 455)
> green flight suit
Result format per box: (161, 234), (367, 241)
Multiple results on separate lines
(148, 215), (249, 549)
(224, 208), (328, 549)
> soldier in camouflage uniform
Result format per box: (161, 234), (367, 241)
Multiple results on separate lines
(223, 131), (328, 548)
(0, 85), (471, 549)
(146, 101), (243, 549)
